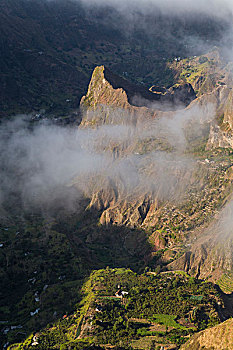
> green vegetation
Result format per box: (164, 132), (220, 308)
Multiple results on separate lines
(149, 314), (187, 329)
(9, 268), (223, 349)
(0, 207), (151, 348)
(180, 59), (211, 85)
(170, 51), (225, 97)
(217, 272), (233, 294)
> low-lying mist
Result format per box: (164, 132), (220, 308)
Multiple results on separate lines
(81, 0), (233, 18)
(0, 100), (216, 214)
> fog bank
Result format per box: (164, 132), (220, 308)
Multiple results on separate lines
(0, 99), (215, 212)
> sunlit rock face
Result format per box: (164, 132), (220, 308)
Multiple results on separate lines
(181, 318), (233, 350)
(77, 61), (233, 281)
(77, 65), (198, 230)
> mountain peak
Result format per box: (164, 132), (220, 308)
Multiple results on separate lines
(81, 65), (196, 112)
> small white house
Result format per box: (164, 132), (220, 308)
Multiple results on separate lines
(30, 308), (40, 317)
(115, 290), (128, 298)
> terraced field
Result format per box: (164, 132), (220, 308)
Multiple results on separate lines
(217, 273), (233, 294)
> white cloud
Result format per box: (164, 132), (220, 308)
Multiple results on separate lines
(80, 0), (233, 18)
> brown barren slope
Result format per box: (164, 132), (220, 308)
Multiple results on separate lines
(181, 318), (233, 350)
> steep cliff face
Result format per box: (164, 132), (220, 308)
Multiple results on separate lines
(169, 230), (233, 281)
(180, 318), (233, 350)
(79, 66), (163, 229)
(80, 66), (159, 128)
(80, 65), (196, 127)
(169, 49), (233, 151)
(78, 66), (197, 234)
(78, 62), (233, 279)
(207, 89), (233, 149)
(168, 193), (233, 290)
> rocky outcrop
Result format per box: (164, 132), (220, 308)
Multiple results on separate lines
(207, 89), (233, 149)
(78, 66), (198, 231)
(80, 66), (161, 128)
(180, 83), (233, 150)
(98, 196), (159, 227)
(169, 198), (233, 280)
(78, 66), (165, 228)
(180, 318), (233, 350)
(169, 236), (233, 280)
(188, 84), (230, 119)
(80, 65), (196, 127)
(78, 62), (233, 275)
